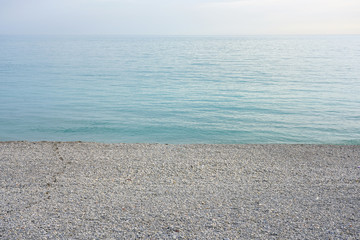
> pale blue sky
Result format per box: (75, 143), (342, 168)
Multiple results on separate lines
(1, 0), (359, 35)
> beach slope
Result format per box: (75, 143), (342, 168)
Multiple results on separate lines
(1, 142), (359, 239)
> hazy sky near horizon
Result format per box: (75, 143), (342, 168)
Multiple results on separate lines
(0, 0), (359, 35)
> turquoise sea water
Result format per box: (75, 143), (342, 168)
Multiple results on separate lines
(0, 35), (360, 144)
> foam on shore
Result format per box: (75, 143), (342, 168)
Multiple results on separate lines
(1, 141), (359, 239)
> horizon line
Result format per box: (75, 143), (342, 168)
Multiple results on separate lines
(1, 33), (360, 37)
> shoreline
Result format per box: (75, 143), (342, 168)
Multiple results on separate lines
(2, 140), (360, 145)
(1, 141), (359, 239)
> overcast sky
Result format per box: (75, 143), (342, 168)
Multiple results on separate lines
(0, 0), (359, 35)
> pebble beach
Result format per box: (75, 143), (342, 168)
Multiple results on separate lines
(1, 141), (359, 239)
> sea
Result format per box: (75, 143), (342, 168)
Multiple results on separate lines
(0, 35), (359, 144)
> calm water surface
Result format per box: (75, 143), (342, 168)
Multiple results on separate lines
(0, 35), (359, 144)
